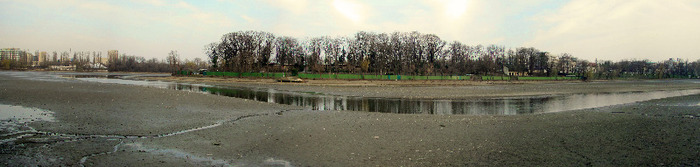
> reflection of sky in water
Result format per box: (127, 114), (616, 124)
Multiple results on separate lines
(0, 104), (54, 123)
(0, 71), (66, 82)
(0, 104), (55, 143)
(50, 72), (700, 115)
(172, 84), (700, 115)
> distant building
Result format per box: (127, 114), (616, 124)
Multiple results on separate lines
(96, 53), (109, 65)
(107, 50), (118, 64)
(0, 48), (23, 61)
(49, 65), (76, 71)
(508, 71), (528, 76)
(32, 51), (47, 66)
(24, 52), (33, 65)
(100, 57), (108, 65)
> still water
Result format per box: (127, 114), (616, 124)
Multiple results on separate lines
(68, 74), (700, 115)
(0, 104), (55, 143)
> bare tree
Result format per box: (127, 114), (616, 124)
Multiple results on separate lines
(205, 42), (220, 70)
(202, 30), (700, 79)
(305, 37), (324, 74)
(322, 36), (343, 73)
(167, 50), (181, 73)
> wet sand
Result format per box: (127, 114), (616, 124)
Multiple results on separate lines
(1, 72), (699, 166)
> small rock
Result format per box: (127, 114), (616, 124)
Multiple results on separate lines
(373, 136), (379, 139)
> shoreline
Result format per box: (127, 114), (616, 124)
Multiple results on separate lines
(1, 71), (698, 166)
(138, 75), (700, 99)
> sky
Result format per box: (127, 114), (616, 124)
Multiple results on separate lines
(1, 0), (698, 62)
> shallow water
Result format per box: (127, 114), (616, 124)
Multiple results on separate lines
(0, 104), (55, 143)
(0, 104), (55, 122)
(56, 73), (700, 115)
(174, 85), (700, 115)
(116, 143), (235, 166)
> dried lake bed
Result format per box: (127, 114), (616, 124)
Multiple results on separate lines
(1, 71), (699, 166)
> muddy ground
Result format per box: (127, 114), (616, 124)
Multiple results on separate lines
(1, 72), (699, 166)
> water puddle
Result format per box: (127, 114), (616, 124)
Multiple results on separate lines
(110, 142), (290, 167)
(63, 74), (173, 89)
(119, 142), (235, 166)
(56, 73), (700, 115)
(0, 104), (55, 144)
(0, 104), (54, 122)
(79, 140), (125, 166)
(264, 158), (293, 167)
(0, 71), (68, 82)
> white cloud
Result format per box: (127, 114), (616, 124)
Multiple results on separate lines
(240, 15), (255, 23)
(9, 0), (696, 62)
(0, 0), (240, 60)
(527, 0), (700, 61)
(140, 0), (165, 6)
(175, 1), (198, 11)
(263, 0), (309, 15)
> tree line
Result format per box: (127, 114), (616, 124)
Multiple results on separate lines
(594, 59), (699, 79)
(1, 50), (109, 71)
(0, 49), (208, 73)
(205, 30), (700, 79)
(104, 50), (208, 72)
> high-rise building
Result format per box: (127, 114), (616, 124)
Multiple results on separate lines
(32, 51), (47, 66)
(24, 52), (33, 65)
(39, 51), (47, 63)
(0, 48), (23, 61)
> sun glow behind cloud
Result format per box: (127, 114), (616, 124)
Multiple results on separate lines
(445, 0), (469, 19)
(333, 0), (363, 23)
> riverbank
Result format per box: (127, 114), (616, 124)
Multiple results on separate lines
(1, 72), (698, 166)
(141, 76), (700, 99)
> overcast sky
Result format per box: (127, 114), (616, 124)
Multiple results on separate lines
(1, 0), (698, 62)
